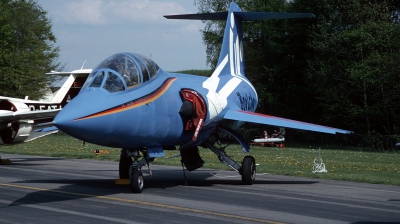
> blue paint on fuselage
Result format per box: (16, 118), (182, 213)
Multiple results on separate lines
(54, 65), (237, 148)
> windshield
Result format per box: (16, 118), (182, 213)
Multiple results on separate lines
(88, 70), (125, 93)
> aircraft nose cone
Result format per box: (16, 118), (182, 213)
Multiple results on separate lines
(54, 106), (103, 144)
(53, 93), (104, 142)
(53, 91), (121, 147)
(53, 111), (72, 131)
(54, 107), (80, 135)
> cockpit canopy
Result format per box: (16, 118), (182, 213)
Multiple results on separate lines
(83, 52), (160, 93)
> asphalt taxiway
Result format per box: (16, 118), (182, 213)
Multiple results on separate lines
(1, 154), (399, 223)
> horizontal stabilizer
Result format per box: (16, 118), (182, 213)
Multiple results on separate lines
(46, 69), (92, 76)
(224, 110), (352, 134)
(164, 12), (314, 21)
(164, 12), (227, 20)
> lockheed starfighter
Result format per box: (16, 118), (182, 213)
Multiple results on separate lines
(54, 2), (351, 193)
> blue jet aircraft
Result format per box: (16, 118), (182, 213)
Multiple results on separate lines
(54, 2), (351, 193)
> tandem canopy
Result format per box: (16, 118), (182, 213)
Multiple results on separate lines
(83, 52), (160, 93)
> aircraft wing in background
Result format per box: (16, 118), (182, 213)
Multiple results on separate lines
(223, 110), (352, 134)
(0, 109), (60, 123)
(0, 109), (60, 144)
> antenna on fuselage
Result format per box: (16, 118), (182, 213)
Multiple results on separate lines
(80, 60), (86, 70)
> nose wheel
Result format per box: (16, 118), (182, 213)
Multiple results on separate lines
(130, 169), (144, 193)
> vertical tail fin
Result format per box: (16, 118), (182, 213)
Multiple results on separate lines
(164, 2), (314, 78)
(46, 69), (92, 105)
(217, 3), (244, 78)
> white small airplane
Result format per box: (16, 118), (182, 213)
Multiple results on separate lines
(0, 69), (91, 144)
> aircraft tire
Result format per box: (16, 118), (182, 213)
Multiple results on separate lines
(119, 156), (132, 179)
(130, 170), (144, 193)
(241, 156), (256, 185)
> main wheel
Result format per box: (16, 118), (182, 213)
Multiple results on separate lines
(119, 156), (132, 179)
(130, 170), (144, 193)
(241, 156), (256, 185)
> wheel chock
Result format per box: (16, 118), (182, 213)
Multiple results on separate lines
(115, 179), (129, 185)
(93, 150), (110, 155)
(0, 159), (11, 165)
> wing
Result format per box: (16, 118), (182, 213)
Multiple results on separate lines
(0, 96), (49, 104)
(0, 109), (60, 123)
(223, 110), (352, 134)
(25, 125), (58, 142)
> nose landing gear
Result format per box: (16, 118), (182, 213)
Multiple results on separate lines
(120, 148), (150, 193)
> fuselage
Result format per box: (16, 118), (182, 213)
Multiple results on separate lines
(54, 52), (258, 148)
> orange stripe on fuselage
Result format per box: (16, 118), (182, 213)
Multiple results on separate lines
(74, 77), (177, 121)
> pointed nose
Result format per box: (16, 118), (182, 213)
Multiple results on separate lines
(53, 109), (76, 134)
(54, 103), (87, 139)
(54, 105), (113, 145)
(53, 91), (112, 143)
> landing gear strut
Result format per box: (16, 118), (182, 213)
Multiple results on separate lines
(119, 150), (132, 179)
(205, 141), (256, 185)
(205, 126), (256, 185)
(120, 148), (150, 193)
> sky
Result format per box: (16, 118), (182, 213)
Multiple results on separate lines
(38, 0), (208, 72)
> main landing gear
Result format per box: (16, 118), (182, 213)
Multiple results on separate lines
(241, 156), (256, 185)
(202, 126), (256, 185)
(119, 127), (255, 193)
(205, 141), (256, 185)
(120, 148), (151, 193)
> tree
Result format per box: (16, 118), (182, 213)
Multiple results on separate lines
(299, 0), (400, 135)
(0, 0), (60, 100)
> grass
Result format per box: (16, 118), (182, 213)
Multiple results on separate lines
(1, 133), (399, 186)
